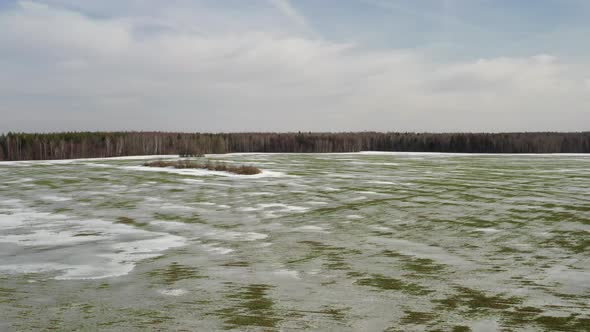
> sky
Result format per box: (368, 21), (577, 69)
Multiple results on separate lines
(0, 0), (589, 133)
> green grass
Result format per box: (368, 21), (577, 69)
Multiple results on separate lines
(355, 274), (432, 295)
(287, 240), (361, 271)
(148, 262), (205, 285)
(400, 310), (438, 325)
(377, 250), (446, 276)
(434, 287), (522, 314)
(214, 284), (282, 329)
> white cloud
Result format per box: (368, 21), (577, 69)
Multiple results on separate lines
(267, 0), (311, 32)
(0, 1), (131, 57)
(0, 1), (588, 132)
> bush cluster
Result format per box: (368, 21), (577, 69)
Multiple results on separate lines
(143, 160), (261, 175)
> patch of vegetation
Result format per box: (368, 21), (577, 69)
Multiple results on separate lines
(355, 274), (432, 295)
(497, 246), (529, 254)
(287, 241), (361, 271)
(61, 178), (81, 185)
(403, 258), (445, 275)
(302, 197), (397, 217)
(317, 306), (347, 321)
(214, 283), (282, 329)
(548, 233), (590, 254)
(428, 287), (587, 330)
(115, 216), (148, 228)
(148, 262), (205, 285)
(503, 304), (590, 331)
(434, 287), (522, 315)
(457, 216), (497, 228)
(372, 231), (394, 236)
(221, 261), (251, 267)
(97, 283), (110, 290)
(377, 250), (446, 276)
(153, 212), (205, 224)
(118, 308), (174, 328)
(290, 306), (348, 322)
(32, 179), (59, 189)
(73, 231), (102, 237)
(0, 286), (17, 304)
(534, 315), (590, 331)
(346, 271), (366, 278)
(96, 199), (138, 209)
(53, 207), (73, 214)
(143, 160), (261, 175)
(400, 311), (438, 325)
(88, 177), (110, 182)
(153, 212), (181, 221)
(380, 250), (404, 258)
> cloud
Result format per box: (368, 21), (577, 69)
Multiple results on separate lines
(0, 1), (131, 58)
(0, 1), (588, 133)
(358, 0), (480, 32)
(267, 0), (311, 33)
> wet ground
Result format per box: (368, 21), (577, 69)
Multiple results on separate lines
(0, 152), (589, 331)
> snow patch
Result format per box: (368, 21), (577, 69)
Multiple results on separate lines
(158, 289), (188, 296)
(273, 269), (300, 279)
(0, 203), (186, 280)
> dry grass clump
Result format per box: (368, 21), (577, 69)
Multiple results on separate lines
(143, 160), (261, 175)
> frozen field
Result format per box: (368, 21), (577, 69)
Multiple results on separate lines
(0, 153), (589, 331)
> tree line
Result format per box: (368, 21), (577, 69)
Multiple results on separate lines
(0, 131), (588, 161)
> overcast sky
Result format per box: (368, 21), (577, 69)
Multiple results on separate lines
(0, 0), (589, 133)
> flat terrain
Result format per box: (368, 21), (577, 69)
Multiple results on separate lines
(0, 153), (589, 331)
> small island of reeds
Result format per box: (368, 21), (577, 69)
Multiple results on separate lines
(143, 160), (262, 175)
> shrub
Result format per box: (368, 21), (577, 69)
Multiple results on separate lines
(143, 160), (261, 175)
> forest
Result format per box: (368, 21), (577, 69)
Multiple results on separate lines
(0, 131), (589, 161)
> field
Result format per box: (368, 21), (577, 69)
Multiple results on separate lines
(0, 153), (589, 331)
